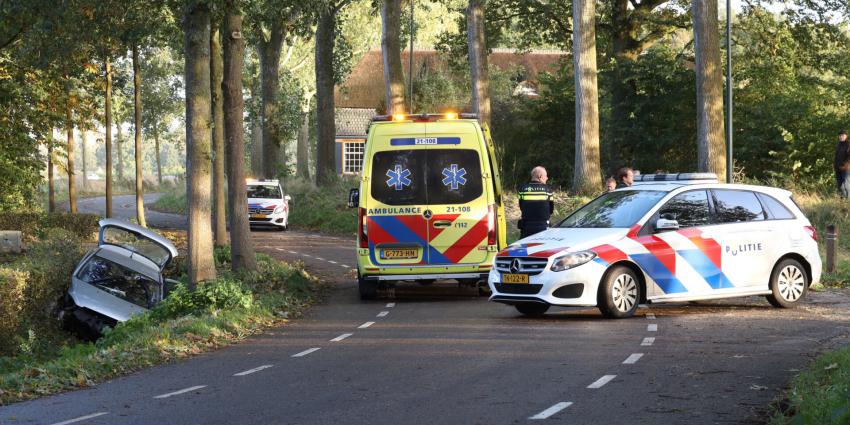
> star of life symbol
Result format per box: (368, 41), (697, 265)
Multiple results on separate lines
(441, 164), (467, 190)
(386, 164), (412, 191)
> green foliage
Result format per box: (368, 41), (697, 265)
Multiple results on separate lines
(149, 186), (187, 215)
(770, 344), (850, 424)
(285, 177), (358, 236)
(0, 212), (99, 241)
(150, 279), (254, 321)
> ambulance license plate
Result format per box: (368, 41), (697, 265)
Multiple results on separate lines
(502, 273), (529, 284)
(382, 248), (418, 260)
(250, 214), (267, 219)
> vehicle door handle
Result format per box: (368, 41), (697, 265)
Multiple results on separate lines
(433, 220), (452, 228)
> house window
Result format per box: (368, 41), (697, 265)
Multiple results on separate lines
(343, 141), (365, 174)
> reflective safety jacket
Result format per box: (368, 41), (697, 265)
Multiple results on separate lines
(518, 182), (554, 228)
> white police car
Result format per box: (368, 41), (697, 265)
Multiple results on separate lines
(247, 179), (291, 230)
(489, 173), (821, 318)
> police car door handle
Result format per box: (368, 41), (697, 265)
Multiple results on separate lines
(433, 220), (452, 228)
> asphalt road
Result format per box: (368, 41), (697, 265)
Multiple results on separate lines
(6, 197), (849, 424)
(70, 193), (187, 229)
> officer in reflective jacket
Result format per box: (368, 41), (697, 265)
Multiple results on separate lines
(518, 166), (554, 238)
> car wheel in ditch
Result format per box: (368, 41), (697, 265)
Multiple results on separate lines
(766, 259), (808, 308)
(599, 266), (640, 319)
(515, 303), (549, 317)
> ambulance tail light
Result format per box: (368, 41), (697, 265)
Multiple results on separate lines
(358, 208), (368, 248)
(487, 205), (496, 246)
(804, 225), (817, 242)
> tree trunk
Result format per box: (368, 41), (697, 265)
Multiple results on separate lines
(296, 91), (312, 180)
(81, 130), (88, 191)
(251, 108), (262, 176)
(66, 91), (77, 214)
(572, 0), (602, 194)
(223, 0), (257, 271)
(48, 135), (55, 213)
(381, 0), (405, 115)
(132, 45), (147, 227)
(105, 58), (113, 217)
(184, 0), (217, 286)
(467, 0), (491, 127)
(259, 23), (284, 179)
(692, 0), (727, 180)
(211, 24), (228, 246)
(116, 119), (124, 182)
(315, 7), (337, 186)
(154, 125), (162, 186)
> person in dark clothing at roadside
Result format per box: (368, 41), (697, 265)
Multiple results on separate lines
(615, 167), (634, 189)
(835, 130), (850, 199)
(518, 166), (554, 238)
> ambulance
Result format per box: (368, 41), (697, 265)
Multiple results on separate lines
(488, 173), (821, 318)
(349, 113), (507, 299)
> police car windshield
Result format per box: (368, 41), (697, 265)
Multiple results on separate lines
(558, 190), (666, 228)
(247, 185), (281, 199)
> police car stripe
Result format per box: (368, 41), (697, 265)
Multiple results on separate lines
(630, 253), (688, 294)
(631, 235), (677, 276)
(592, 244), (629, 265)
(677, 249), (735, 289)
(678, 228), (722, 269)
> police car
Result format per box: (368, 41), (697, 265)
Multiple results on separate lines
(247, 179), (291, 230)
(489, 173), (821, 318)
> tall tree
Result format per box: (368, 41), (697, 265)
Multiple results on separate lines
(104, 59), (114, 217)
(66, 85), (77, 214)
(258, 21), (284, 178)
(223, 0), (257, 271)
(211, 24), (228, 246)
(381, 0), (405, 115)
(315, 0), (351, 185)
(692, 0), (726, 180)
(80, 130), (88, 191)
(296, 90), (313, 179)
(132, 45), (147, 227)
(572, 0), (602, 194)
(467, 0), (491, 126)
(184, 0), (217, 286)
(48, 135), (55, 212)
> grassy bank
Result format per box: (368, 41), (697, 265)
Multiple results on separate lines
(0, 235), (316, 405)
(149, 185), (187, 215)
(769, 345), (850, 424)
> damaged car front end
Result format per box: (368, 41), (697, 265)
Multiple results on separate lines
(60, 219), (178, 338)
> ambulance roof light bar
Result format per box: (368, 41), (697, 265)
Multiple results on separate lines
(633, 173), (718, 185)
(371, 113), (478, 122)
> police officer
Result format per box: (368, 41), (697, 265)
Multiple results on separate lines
(518, 166), (554, 238)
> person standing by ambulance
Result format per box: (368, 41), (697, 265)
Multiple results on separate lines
(518, 166), (554, 238)
(834, 130), (850, 199)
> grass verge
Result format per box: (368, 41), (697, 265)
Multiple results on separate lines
(769, 345), (850, 424)
(0, 248), (317, 405)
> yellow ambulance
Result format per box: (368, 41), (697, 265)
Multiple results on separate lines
(348, 113), (507, 299)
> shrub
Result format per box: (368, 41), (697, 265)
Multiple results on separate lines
(0, 268), (27, 355)
(285, 177), (357, 236)
(150, 279), (254, 321)
(0, 212), (99, 241)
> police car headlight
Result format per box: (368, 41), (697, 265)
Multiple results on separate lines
(550, 251), (596, 272)
(273, 205), (285, 214)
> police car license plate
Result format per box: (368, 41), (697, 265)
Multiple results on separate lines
(250, 214), (267, 219)
(382, 248), (418, 260)
(502, 273), (529, 284)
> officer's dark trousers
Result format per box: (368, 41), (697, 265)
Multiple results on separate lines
(838, 170), (850, 199)
(520, 223), (548, 239)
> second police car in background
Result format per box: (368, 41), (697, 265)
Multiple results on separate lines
(247, 179), (291, 230)
(488, 173), (821, 318)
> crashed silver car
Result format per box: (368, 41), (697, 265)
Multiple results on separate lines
(60, 219), (178, 337)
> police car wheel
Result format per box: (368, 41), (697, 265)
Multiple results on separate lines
(767, 259), (808, 308)
(358, 275), (378, 300)
(515, 303), (549, 317)
(599, 266), (640, 319)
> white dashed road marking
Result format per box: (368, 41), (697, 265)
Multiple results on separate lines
(50, 412), (109, 425)
(647, 324), (658, 332)
(154, 385), (207, 399)
(529, 402), (573, 420)
(292, 348), (321, 358)
(275, 248), (284, 251)
(302, 254), (312, 258)
(587, 375), (616, 389)
(316, 257), (325, 261)
(233, 365), (273, 376)
(646, 313), (656, 319)
(386, 303), (395, 308)
(377, 311), (389, 317)
(641, 337), (655, 346)
(341, 265), (351, 268)
(623, 353), (644, 364)
(331, 333), (353, 342)
(328, 260), (337, 264)
(358, 321), (375, 329)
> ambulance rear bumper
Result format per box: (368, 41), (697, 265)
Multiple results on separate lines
(362, 273), (488, 282)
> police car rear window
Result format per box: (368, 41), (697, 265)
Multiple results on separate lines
(558, 190), (666, 228)
(370, 149), (483, 206)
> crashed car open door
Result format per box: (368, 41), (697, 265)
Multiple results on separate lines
(65, 219), (178, 333)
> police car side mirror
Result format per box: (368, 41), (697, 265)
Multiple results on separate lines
(348, 188), (359, 208)
(655, 218), (680, 232)
(284, 195), (291, 202)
